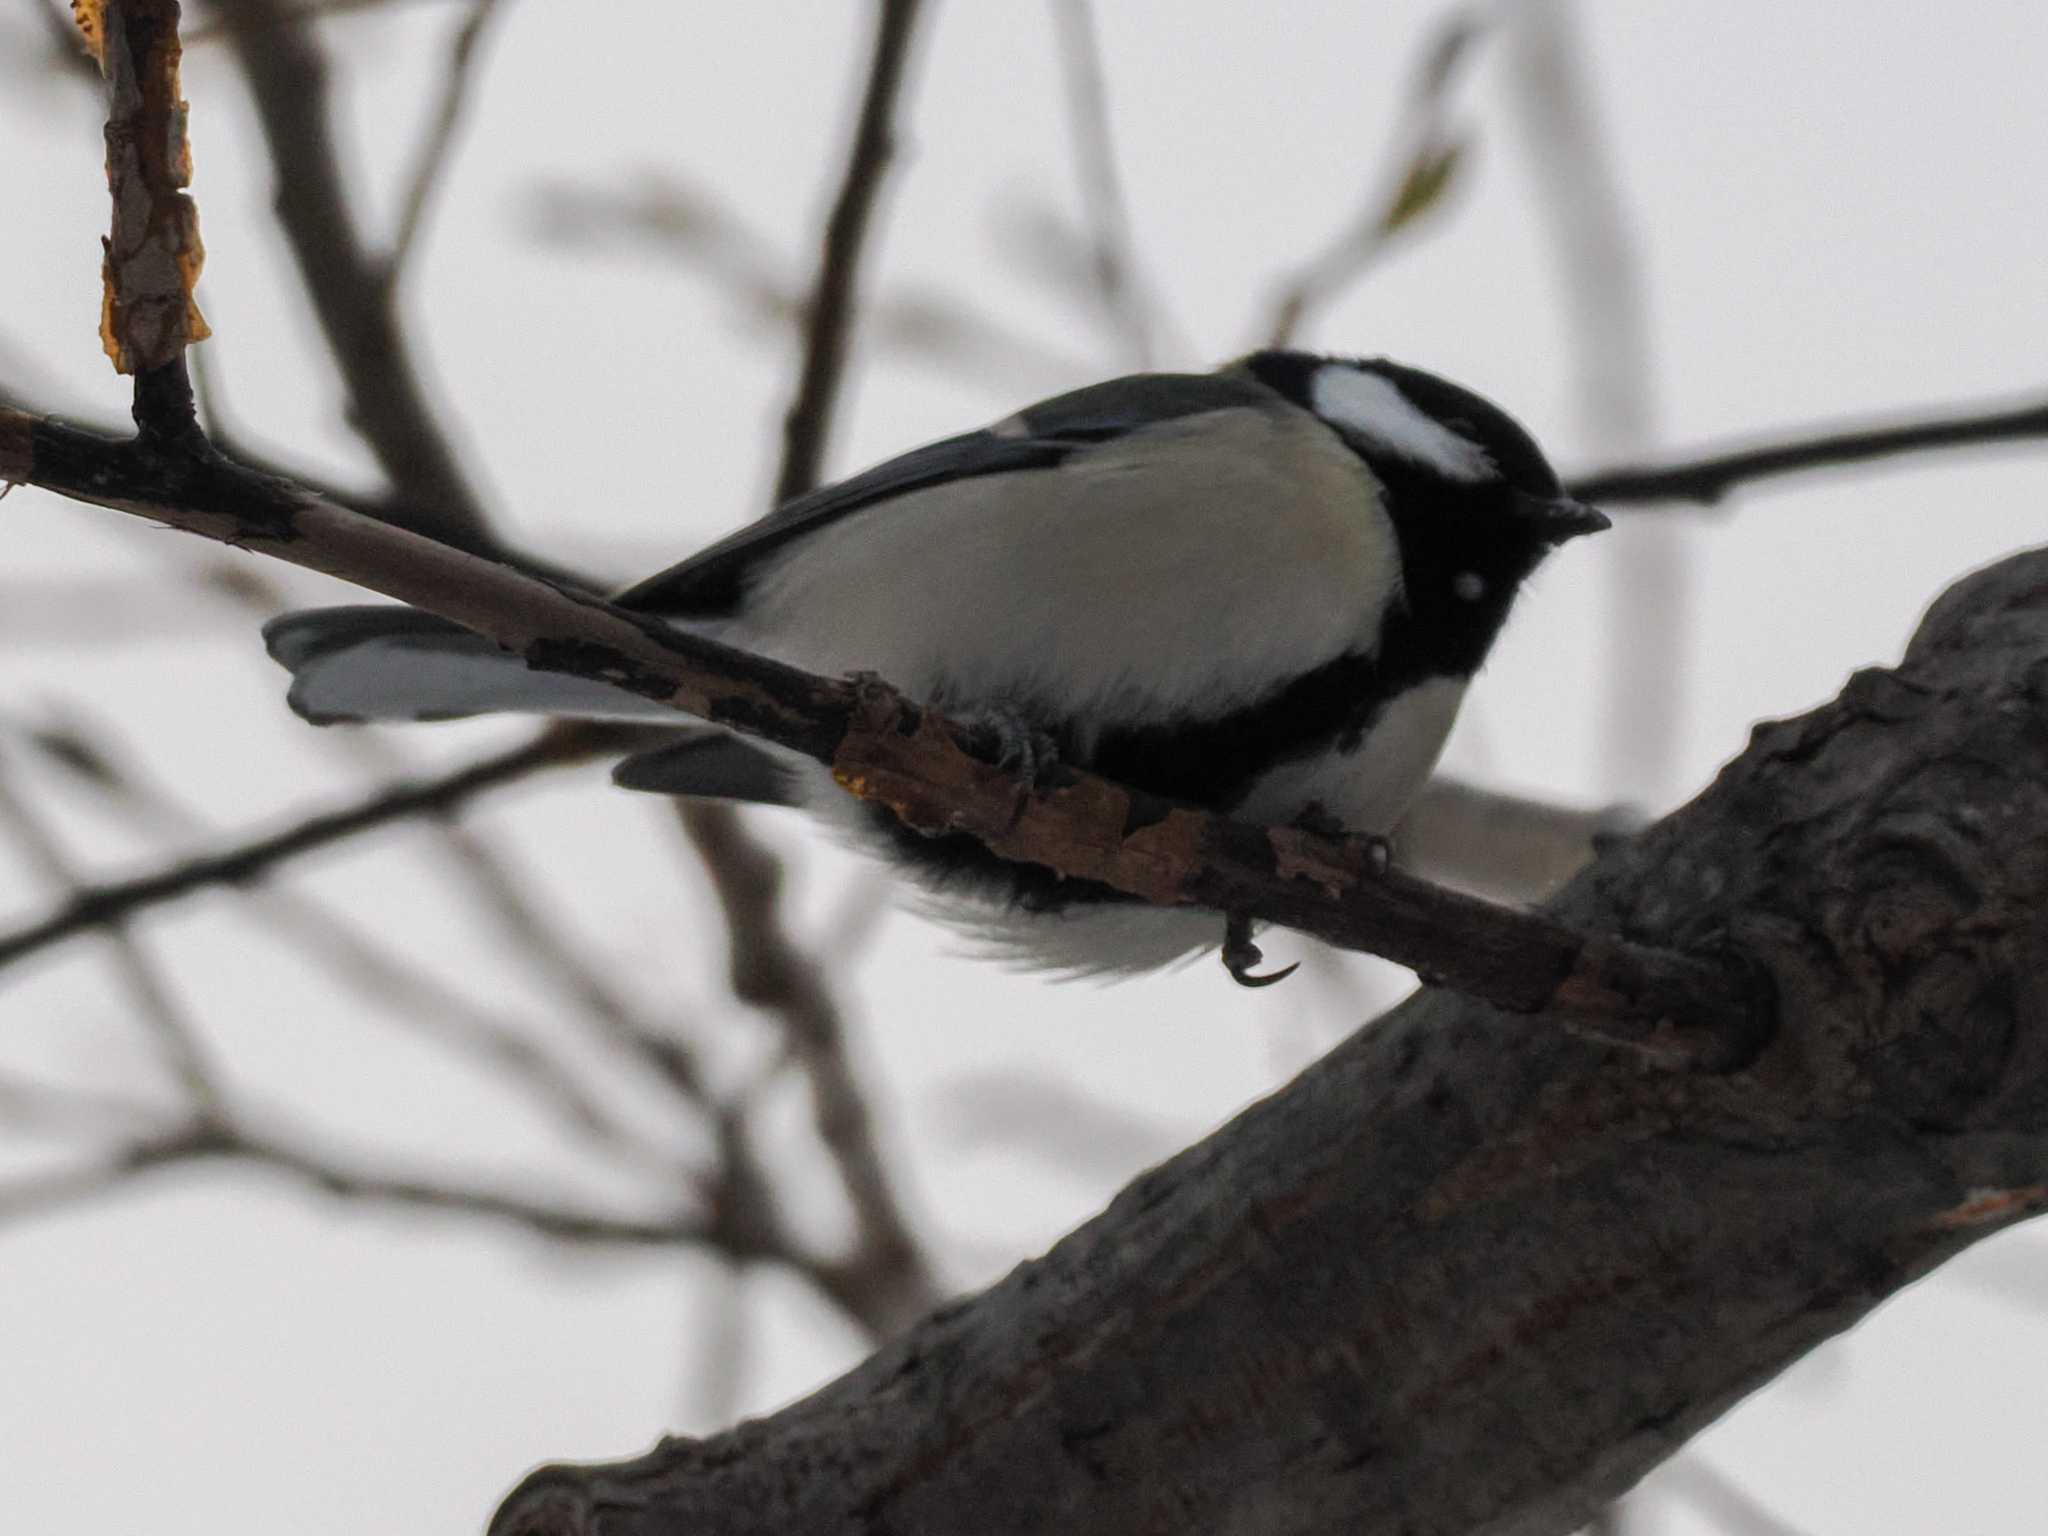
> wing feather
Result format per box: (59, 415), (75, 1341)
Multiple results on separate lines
(616, 371), (1278, 617)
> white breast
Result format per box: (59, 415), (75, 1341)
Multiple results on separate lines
(1234, 676), (1467, 835)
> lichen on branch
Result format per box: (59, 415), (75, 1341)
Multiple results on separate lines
(90, 0), (210, 374)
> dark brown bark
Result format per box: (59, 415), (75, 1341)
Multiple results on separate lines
(492, 543), (2048, 1536)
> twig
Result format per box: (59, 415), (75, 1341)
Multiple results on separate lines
(1660, 1457), (1815, 1536)
(208, 0), (499, 553)
(1571, 392), (2048, 506)
(423, 815), (717, 1105)
(0, 405), (1768, 1070)
(772, 0), (926, 504)
(1048, 0), (1151, 367)
(0, 766), (222, 1114)
(0, 728), (601, 970)
(384, 0), (509, 290)
(0, 1118), (714, 1247)
(1503, 1), (1682, 803)
(18, 712), (678, 1168)
(1259, 7), (1491, 348)
(679, 803), (941, 1335)
(183, 0), (467, 42)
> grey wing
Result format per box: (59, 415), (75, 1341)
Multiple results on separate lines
(615, 370), (1279, 617)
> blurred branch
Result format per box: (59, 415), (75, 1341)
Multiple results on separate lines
(1660, 1458), (1815, 1536)
(19, 712), (679, 1167)
(680, 804), (941, 1336)
(209, 0), (500, 553)
(1572, 391), (2048, 506)
(1392, 777), (1636, 905)
(0, 1116), (712, 1245)
(0, 764), (222, 1116)
(525, 175), (1090, 394)
(1504, 0), (1675, 804)
(385, 0), (510, 289)
(1259, 6), (1491, 347)
(1047, 0), (1152, 367)
(0, 728), (604, 972)
(773, 0), (927, 503)
(184, 0), (465, 41)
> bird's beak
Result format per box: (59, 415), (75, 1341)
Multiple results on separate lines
(1514, 493), (1611, 545)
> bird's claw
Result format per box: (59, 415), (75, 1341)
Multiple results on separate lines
(961, 705), (1062, 788)
(1222, 911), (1299, 989)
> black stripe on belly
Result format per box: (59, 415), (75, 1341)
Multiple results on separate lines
(875, 635), (1449, 914)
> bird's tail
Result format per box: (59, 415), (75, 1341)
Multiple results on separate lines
(264, 605), (805, 807)
(263, 605), (685, 726)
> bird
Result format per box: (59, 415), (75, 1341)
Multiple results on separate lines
(265, 349), (1607, 983)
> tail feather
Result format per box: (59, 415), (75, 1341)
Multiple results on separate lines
(263, 605), (683, 725)
(610, 735), (802, 805)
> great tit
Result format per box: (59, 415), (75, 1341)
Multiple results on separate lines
(266, 350), (1607, 979)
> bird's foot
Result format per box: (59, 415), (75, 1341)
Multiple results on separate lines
(1222, 910), (1298, 988)
(959, 705), (1064, 788)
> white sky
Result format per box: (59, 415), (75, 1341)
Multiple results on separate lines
(2, 3), (2047, 1532)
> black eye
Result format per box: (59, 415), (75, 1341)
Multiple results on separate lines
(1453, 572), (1487, 602)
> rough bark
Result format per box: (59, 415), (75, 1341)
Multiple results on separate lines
(493, 543), (2048, 1536)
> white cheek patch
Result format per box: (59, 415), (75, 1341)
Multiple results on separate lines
(1310, 367), (1495, 482)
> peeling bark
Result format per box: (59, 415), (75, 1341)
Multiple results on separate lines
(494, 544), (2048, 1536)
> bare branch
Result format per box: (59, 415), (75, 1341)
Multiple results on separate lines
(384, 0), (509, 289)
(1258, 7), (1490, 347)
(0, 405), (1768, 1069)
(1572, 391), (2048, 507)
(96, 0), (212, 386)
(0, 1118), (712, 1247)
(1047, 0), (1152, 367)
(0, 764), (222, 1114)
(1391, 778), (1634, 905)
(1660, 1458), (1815, 1536)
(0, 727), (602, 971)
(1502, 0), (1682, 802)
(773, 0), (927, 504)
(680, 803), (941, 1337)
(208, 0), (499, 552)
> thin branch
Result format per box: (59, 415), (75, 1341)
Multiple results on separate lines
(384, 0), (509, 290)
(524, 175), (1093, 395)
(0, 1118), (713, 1248)
(423, 814), (718, 1105)
(0, 405), (1769, 1070)
(0, 766), (222, 1114)
(1391, 778), (1634, 905)
(1259, 7), (1491, 347)
(773, 0), (927, 504)
(1571, 392), (2048, 506)
(184, 0), (467, 42)
(679, 803), (941, 1336)
(19, 711), (680, 1168)
(1660, 1457), (1816, 1536)
(1048, 0), (1152, 367)
(208, 0), (500, 552)
(0, 728), (603, 971)
(1503, 0), (1681, 802)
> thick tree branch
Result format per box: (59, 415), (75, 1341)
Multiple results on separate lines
(491, 542), (2048, 1536)
(1570, 391), (2048, 506)
(0, 404), (1765, 1067)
